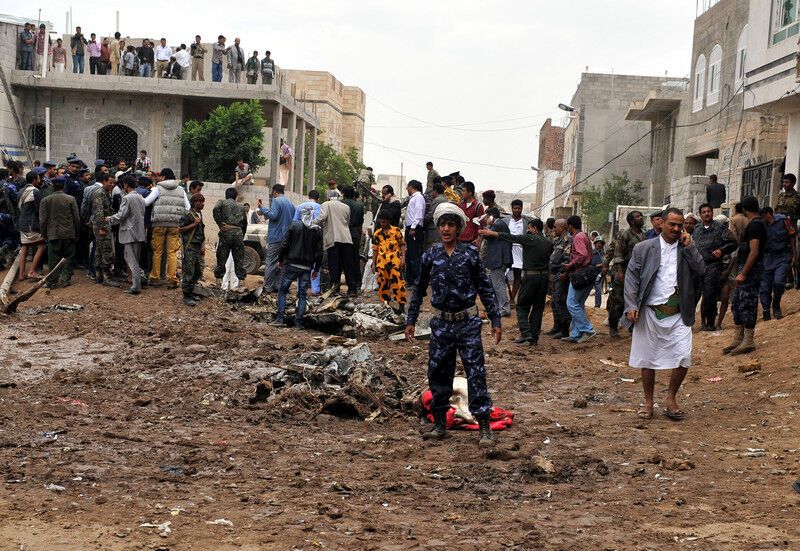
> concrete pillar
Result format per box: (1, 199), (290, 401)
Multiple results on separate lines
(785, 112), (800, 179)
(294, 119), (306, 195)
(269, 102), (283, 186)
(286, 112), (297, 192)
(307, 128), (317, 193)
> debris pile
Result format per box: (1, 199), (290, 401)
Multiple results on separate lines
(244, 289), (407, 338)
(249, 343), (420, 419)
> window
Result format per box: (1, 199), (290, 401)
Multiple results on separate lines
(735, 25), (748, 93)
(29, 123), (46, 149)
(707, 45), (722, 106)
(693, 54), (706, 112)
(772, 0), (800, 44)
(97, 124), (138, 166)
(696, 0), (720, 17)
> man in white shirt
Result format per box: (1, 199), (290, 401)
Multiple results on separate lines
(624, 208), (705, 421)
(174, 44), (192, 80)
(507, 199), (525, 303)
(155, 38), (172, 79)
(404, 180), (426, 289)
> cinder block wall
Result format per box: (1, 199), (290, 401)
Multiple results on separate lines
(197, 181), (305, 244)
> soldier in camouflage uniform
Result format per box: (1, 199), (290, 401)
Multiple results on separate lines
(179, 194), (206, 306)
(607, 210), (645, 337)
(91, 173), (116, 285)
(547, 219), (572, 338)
(405, 202), (501, 448)
(212, 187), (247, 284)
(776, 173), (800, 287)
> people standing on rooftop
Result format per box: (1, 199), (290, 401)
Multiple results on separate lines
(211, 35), (226, 82)
(70, 26), (87, 73)
(191, 35), (207, 81)
(226, 37), (245, 83)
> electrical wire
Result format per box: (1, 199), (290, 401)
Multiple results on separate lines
(364, 141), (533, 171)
(367, 94), (561, 131)
(533, 82), (745, 215)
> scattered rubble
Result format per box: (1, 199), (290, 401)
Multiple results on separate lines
(248, 343), (420, 419)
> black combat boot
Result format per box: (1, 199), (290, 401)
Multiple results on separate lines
(478, 417), (494, 448)
(545, 326), (560, 336)
(774, 306), (783, 320)
(422, 411), (447, 440)
(609, 318), (620, 338)
(95, 270), (104, 284)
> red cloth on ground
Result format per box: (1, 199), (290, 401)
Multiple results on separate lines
(421, 390), (514, 431)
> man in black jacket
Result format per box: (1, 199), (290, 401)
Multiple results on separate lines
(693, 203), (737, 331)
(273, 205), (323, 328)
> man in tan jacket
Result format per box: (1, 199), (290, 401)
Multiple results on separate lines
(315, 198), (358, 296)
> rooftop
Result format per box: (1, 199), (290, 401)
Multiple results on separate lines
(9, 70), (318, 126)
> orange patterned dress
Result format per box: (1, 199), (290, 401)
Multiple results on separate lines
(372, 226), (406, 305)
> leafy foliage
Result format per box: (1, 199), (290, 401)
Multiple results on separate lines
(580, 172), (644, 232)
(312, 138), (365, 196)
(181, 100), (267, 182)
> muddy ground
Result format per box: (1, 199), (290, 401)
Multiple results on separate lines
(0, 269), (799, 550)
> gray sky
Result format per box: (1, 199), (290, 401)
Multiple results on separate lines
(5, 1), (694, 193)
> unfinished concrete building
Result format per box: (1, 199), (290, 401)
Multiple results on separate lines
(629, 0), (787, 212)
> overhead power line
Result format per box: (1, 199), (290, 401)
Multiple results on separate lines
(364, 141), (532, 171)
(533, 82), (745, 216)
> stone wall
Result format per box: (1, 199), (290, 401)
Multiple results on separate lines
(0, 18), (30, 161)
(284, 69), (365, 158)
(197, 181), (305, 243)
(19, 88), (183, 169)
(572, 73), (679, 190)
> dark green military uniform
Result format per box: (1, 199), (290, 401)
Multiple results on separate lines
(548, 234), (571, 335)
(606, 227), (644, 330)
(212, 198), (246, 281)
(180, 209), (205, 297)
(776, 189), (800, 224)
(500, 231), (554, 343)
(91, 188), (114, 271)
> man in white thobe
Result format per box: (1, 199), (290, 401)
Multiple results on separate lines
(624, 208), (705, 421)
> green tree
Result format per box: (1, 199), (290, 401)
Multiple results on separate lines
(580, 172), (644, 233)
(312, 138), (365, 196)
(180, 100), (267, 182)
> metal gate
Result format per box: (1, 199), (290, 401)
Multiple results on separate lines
(741, 160), (773, 207)
(97, 124), (138, 166)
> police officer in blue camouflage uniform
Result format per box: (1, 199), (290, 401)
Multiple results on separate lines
(405, 202), (502, 447)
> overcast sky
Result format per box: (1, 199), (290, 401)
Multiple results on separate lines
(6, 1), (695, 193)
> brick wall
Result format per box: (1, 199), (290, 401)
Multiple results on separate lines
(538, 118), (565, 171)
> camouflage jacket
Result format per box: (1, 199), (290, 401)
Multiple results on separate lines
(611, 228), (644, 271)
(602, 238), (615, 270)
(212, 198), (246, 231)
(548, 234), (571, 278)
(91, 189), (112, 234)
(776, 189), (800, 223)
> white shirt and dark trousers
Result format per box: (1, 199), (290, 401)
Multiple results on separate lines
(405, 191), (425, 288)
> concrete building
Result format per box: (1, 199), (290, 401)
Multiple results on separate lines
(558, 73), (682, 216)
(0, 15), (366, 201)
(744, 0), (800, 207)
(283, 70), (365, 159)
(535, 118), (565, 216)
(629, 0), (787, 213)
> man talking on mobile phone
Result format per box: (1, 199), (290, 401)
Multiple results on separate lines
(623, 208), (705, 421)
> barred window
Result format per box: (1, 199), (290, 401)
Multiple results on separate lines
(97, 124), (138, 166)
(29, 123), (46, 149)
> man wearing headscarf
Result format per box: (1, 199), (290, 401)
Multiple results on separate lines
(272, 205), (323, 328)
(405, 202), (502, 448)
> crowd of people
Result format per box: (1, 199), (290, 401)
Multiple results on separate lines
(2, 153), (798, 444)
(17, 23), (278, 83)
